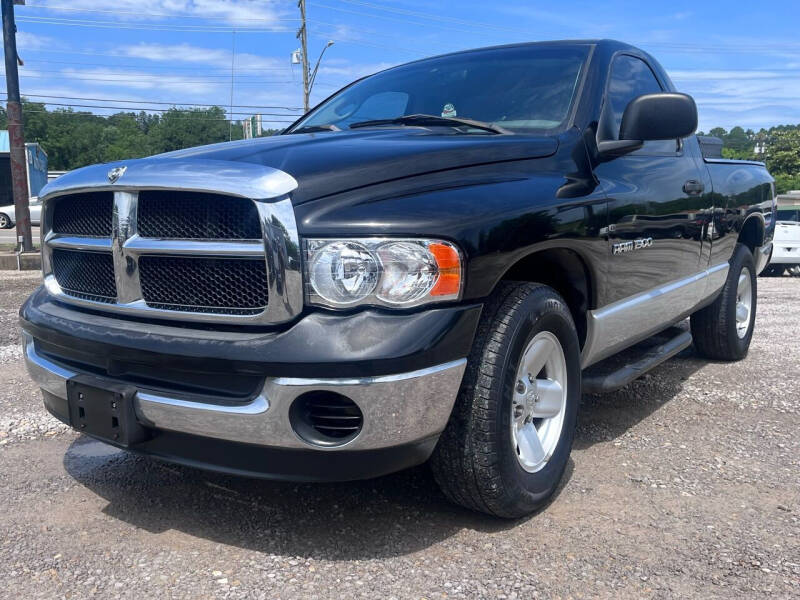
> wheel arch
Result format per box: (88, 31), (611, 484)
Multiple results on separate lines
(498, 247), (594, 350)
(738, 214), (765, 253)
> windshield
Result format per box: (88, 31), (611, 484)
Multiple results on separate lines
(289, 45), (589, 134)
(777, 209), (800, 222)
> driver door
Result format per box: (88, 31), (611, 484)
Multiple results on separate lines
(593, 54), (708, 304)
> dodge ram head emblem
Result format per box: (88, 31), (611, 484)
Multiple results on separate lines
(107, 166), (127, 183)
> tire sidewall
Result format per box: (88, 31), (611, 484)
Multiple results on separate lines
(494, 292), (581, 511)
(0, 214), (9, 229)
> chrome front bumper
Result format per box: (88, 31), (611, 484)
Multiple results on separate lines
(23, 332), (466, 451)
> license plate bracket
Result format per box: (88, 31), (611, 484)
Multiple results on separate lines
(66, 375), (148, 447)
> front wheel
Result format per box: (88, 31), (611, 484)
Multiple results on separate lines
(691, 243), (756, 361)
(0, 213), (10, 229)
(431, 282), (581, 518)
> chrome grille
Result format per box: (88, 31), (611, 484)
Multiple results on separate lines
(51, 248), (117, 303)
(139, 256), (268, 314)
(137, 191), (261, 240)
(40, 162), (302, 326)
(51, 192), (113, 237)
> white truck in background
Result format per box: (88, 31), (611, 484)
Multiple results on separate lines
(763, 191), (800, 277)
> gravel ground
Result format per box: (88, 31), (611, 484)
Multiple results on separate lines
(1, 271), (798, 599)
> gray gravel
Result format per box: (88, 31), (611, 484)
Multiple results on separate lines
(1, 271), (798, 599)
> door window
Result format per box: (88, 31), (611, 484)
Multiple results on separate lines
(605, 55), (677, 154)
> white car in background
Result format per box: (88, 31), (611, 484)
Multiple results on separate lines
(0, 197), (42, 229)
(763, 204), (800, 277)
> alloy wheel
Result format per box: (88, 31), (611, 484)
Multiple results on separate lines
(735, 267), (753, 339)
(510, 331), (568, 473)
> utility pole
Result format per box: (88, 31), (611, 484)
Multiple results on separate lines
(229, 31), (235, 141)
(296, 0), (310, 113)
(2, 0), (32, 252)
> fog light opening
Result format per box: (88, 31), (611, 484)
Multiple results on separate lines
(289, 391), (364, 447)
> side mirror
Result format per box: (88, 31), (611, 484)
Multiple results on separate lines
(620, 93), (698, 141)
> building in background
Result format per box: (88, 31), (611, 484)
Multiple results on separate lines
(47, 170), (68, 183)
(242, 114), (263, 140)
(0, 131), (48, 205)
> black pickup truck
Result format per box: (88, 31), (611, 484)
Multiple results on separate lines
(21, 40), (774, 517)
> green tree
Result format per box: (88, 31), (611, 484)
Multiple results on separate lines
(766, 128), (800, 177)
(148, 106), (242, 154)
(773, 173), (800, 194)
(0, 100), (249, 170)
(725, 126), (751, 153)
(709, 127), (727, 139)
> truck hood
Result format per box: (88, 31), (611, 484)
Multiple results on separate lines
(157, 129), (558, 204)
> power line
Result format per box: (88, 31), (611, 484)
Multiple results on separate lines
(308, 28), (425, 56)
(19, 4), (800, 57)
(329, 0), (800, 53)
(310, 1), (526, 35)
(17, 10), (438, 54)
(0, 92), (303, 110)
(312, 2), (800, 56)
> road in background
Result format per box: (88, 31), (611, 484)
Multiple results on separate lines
(1, 273), (798, 598)
(0, 226), (40, 245)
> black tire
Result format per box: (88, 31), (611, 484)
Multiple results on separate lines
(430, 282), (581, 518)
(0, 213), (10, 229)
(691, 243), (756, 361)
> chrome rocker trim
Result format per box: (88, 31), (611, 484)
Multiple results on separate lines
(581, 263), (730, 368)
(23, 332), (467, 451)
(38, 159), (303, 325)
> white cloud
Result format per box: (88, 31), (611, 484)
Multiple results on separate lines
(59, 67), (223, 95)
(670, 69), (799, 81)
(676, 70), (800, 130)
(40, 0), (289, 26)
(119, 43), (289, 72)
(16, 31), (61, 51)
(317, 59), (395, 79)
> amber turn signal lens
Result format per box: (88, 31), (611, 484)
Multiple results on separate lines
(429, 242), (461, 297)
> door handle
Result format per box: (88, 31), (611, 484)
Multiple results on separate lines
(683, 180), (705, 195)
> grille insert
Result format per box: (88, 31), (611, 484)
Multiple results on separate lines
(51, 192), (113, 237)
(138, 255), (268, 314)
(138, 191), (261, 240)
(51, 249), (117, 303)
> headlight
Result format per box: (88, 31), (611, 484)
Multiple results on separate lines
(305, 238), (463, 309)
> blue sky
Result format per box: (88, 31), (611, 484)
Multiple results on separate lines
(4, 0), (799, 132)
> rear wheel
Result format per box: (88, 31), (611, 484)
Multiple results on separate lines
(0, 213), (10, 229)
(691, 243), (756, 360)
(431, 282), (581, 518)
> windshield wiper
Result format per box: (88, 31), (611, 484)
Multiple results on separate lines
(290, 124), (341, 134)
(349, 114), (510, 135)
